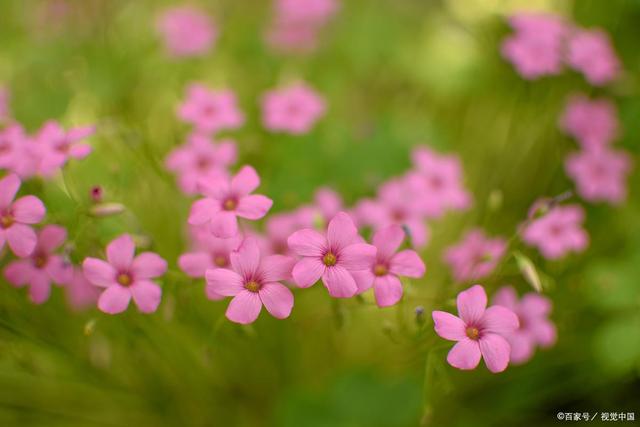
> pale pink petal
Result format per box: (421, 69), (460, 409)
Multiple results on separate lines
(236, 195), (273, 219)
(260, 255), (295, 282)
(479, 333), (511, 373)
(230, 165), (260, 196)
(226, 290), (262, 324)
(6, 223), (37, 257)
(230, 238), (261, 278)
(11, 196), (46, 224)
(205, 268), (244, 296)
(0, 174), (20, 208)
(4, 259), (34, 286)
(481, 305), (519, 335)
(287, 229), (327, 257)
(131, 252), (167, 279)
(447, 339), (481, 370)
(531, 319), (557, 347)
(45, 255), (73, 285)
(259, 282), (294, 319)
(520, 293), (552, 317)
(492, 286), (518, 311)
(457, 284), (487, 325)
(373, 275), (403, 307)
(67, 125), (95, 141)
(508, 332), (535, 364)
(326, 212), (357, 251)
(98, 285), (132, 314)
(339, 243), (376, 271)
(178, 252), (211, 277)
(130, 280), (162, 313)
(372, 225), (405, 260)
(291, 257), (325, 288)
(432, 311), (467, 341)
(322, 265), (357, 298)
(351, 270), (374, 293)
(38, 225), (67, 252)
(82, 258), (117, 287)
(389, 250), (425, 278)
(68, 144), (93, 159)
(106, 234), (135, 270)
(28, 272), (52, 304)
(210, 211), (238, 238)
(188, 198), (218, 225)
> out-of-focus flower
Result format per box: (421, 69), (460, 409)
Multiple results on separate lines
(432, 284), (519, 373)
(522, 204), (588, 259)
(493, 286), (556, 364)
(82, 234), (167, 314)
(4, 225), (72, 304)
(178, 84), (244, 135)
(34, 120), (95, 177)
(0, 174), (46, 257)
(444, 229), (506, 282)
(156, 6), (217, 58)
(265, 207), (315, 255)
(65, 268), (100, 311)
(165, 133), (237, 195)
(188, 166), (273, 238)
(288, 211), (376, 298)
(411, 147), (471, 217)
(0, 124), (38, 178)
(261, 83), (326, 135)
(351, 225), (425, 307)
(313, 187), (342, 222)
(205, 238), (295, 324)
(567, 29), (620, 86)
(565, 147), (632, 204)
(560, 95), (618, 148)
(501, 13), (567, 79)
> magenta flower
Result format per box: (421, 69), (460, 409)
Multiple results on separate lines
(82, 234), (168, 314)
(493, 286), (556, 364)
(0, 174), (46, 257)
(313, 187), (342, 222)
(205, 238), (296, 324)
(560, 95), (618, 149)
(567, 29), (620, 86)
(165, 133), (237, 195)
(522, 204), (588, 260)
(65, 268), (100, 311)
(411, 147), (471, 217)
(501, 13), (567, 80)
(188, 165), (273, 238)
(34, 120), (94, 177)
(432, 285), (519, 373)
(288, 212), (376, 298)
(351, 225), (425, 307)
(156, 6), (217, 58)
(261, 83), (326, 135)
(565, 147), (632, 204)
(178, 84), (245, 135)
(4, 225), (72, 304)
(444, 229), (506, 282)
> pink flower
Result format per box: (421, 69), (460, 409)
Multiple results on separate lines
(411, 147), (471, 217)
(444, 229), (506, 282)
(288, 212), (376, 298)
(156, 6), (217, 58)
(0, 174), (46, 257)
(82, 234), (167, 314)
(313, 187), (342, 222)
(275, 0), (338, 24)
(34, 120), (94, 177)
(351, 225), (425, 307)
(261, 83), (326, 135)
(188, 166), (273, 238)
(165, 133), (237, 195)
(265, 207), (315, 255)
(565, 148), (632, 204)
(522, 204), (588, 259)
(432, 285), (519, 373)
(205, 238), (296, 324)
(493, 286), (556, 364)
(178, 84), (244, 135)
(501, 14), (567, 79)
(4, 225), (72, 304)
(0, 124), (38, 178)
(567, 29), (620, 86)
(559, 95), (618, 148)
(65, 268), (100, 311)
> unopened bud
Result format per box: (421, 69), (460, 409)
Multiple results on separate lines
(89, 185), (103, 202)
(89, 202), (125, 217)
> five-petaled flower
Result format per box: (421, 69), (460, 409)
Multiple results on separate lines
(178, 84), (244, 135)
(522, 204), (588, 259)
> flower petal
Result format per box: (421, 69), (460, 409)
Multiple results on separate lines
(106, 234), (135, 270)
(230, 238), (261, 279)
(373, 275), (403, 307)
(322, 265), (357, 298)
(132, 252), (167, 279)
(236, 195), (273, 219)
(492, 286), (518, 310)
(339, 243), (376, 271)
(98, 286), (131, 314)
(447, 339), (481, 370)
(82, 258), (117, 288)
(205, 268), (244, 297)
(287, 229), (327, 257)
(210, 211), (238, 238)
(389, 250), (426, 278)
(38, 225), (67, 252)
(260, 255), (295, 283)
(326, 212), (358, 251)
(230, 165), (260, 196)
(11, 196), (46, 224)
(479, 333), (511, 373)
(351, 270), (374, 293)
(188, 198), (219, 225)
(259, 282), (294, 319)
(130, 280), (162, 313)
(45, 255), (73, 285)
(433, 311), (467, 341)
(372, 224), (405, 260)
(226, 290), (262, 324)
(6, 223), (37, 257)
(4, 259), (34, 286)
(0, 174), (20, 209)
(457, 284), (487, 325)
(28, 272), (52, 304)
(508, 332), (535, 364)
(291, 257), (325, 288)
(481, 305), (519, 336)
(178, 252), (212, 277)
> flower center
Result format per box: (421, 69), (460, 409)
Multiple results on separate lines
(33, 253), (48, 269)
(0, 213), (14, 229)
(116, 272), (133, 286)
(245, 280), (261, 293)
(196, 157), (211, 170)
(465, 326), (480, 340)
(223, 197), (237, 211)
(213, 255), (228, 267)
(323, 252), (337, 267)
(373, 263), (387, 276)
(56, 140), (70, 153)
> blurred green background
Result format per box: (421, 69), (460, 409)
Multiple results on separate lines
(1, 0), (639, 426)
